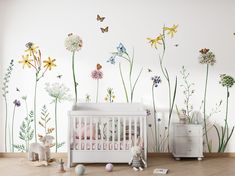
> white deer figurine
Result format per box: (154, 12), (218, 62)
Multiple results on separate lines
(28, 135), (54, 163)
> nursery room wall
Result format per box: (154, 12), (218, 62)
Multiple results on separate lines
(1, 0), (235, 153)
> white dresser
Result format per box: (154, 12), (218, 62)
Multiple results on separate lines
(172, 123), (203, 160)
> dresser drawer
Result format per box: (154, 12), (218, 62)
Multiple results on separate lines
(173, 124), (202, 137)
(173, 137), (202, 155)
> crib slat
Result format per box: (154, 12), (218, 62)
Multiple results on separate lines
(72, 117), (75, 150)
(129, 118), (131, 145)
(90, 117), (92, 150)
(134, 117), (137, 145)
(143, 115), (147, 162)
(112, 117), (115, 150)
(140, 116), (143, 140)
(101, 119), (104, 150)
(118, 116), (120, 150)
(123, 117), (126, 150)
(106, 118), (109, 151)
(95, 118), (98, 150)
(79, 117), (82, 150)
(84, 117), (87, 150)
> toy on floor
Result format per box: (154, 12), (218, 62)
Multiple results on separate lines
(28, 135), (54, 163)
(129, 136), (146, 171)
(75, 164), (85, 176)
(58, 159), (66, 173)
(105, 163), (113, 172)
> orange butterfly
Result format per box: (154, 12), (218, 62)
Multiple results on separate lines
(199, 48), (209, 54)
(97, 15), (105, 22)
(100, 26), (108, 33)
(96, 63), (102, 70)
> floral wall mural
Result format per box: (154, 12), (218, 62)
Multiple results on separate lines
(1, 0), (235, 153)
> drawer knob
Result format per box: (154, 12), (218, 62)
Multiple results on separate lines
(188, 130), (192, 133)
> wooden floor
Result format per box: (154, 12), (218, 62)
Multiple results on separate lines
(1, 156), (235, 176)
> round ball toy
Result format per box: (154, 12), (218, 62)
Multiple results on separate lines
(75, 164), (85, 176)
(105, 163), (113, 172)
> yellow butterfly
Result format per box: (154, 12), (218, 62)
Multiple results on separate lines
(97, 14), (105, 22)
(100, 26), (108, 33)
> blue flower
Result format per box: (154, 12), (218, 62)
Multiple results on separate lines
(117, 43), (126, 56)
(107, 55), (116, 64)
(151, 75), (161, 87)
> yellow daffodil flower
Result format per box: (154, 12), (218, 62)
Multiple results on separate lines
(19, 54), (33, 68)
(43, 57), (56, 70)
(147, 34), (163, 48)
(25, 42), (39, 56)
(163, 24), (178, 38)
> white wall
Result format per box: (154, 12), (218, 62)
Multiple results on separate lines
(1, 0), (235, 152)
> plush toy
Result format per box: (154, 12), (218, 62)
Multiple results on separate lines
(129, 136), (146, 171)
(28, 135), (54, 163)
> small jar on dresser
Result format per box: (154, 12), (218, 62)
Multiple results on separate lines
(172, 123), (203, 160)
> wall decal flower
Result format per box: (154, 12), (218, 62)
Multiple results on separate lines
(104, 88), (115, 103)
(43, 57), (56, 70)
(147, 34), (163, 48)
(11, 99), (21, 152)
(38, 105), (54, 137)
(163, 24), (178, 38)
(107, 43), (143, 103)
(64, 33), (83, 103)
(91, 64), (104, 103)
(2, 59), (14, 152)
(45, 82), (71, 152)
(19, 55), (33, 68)
(21, 96), (28, 118)
(214, 74), (235, 152)
(13, 111), (34, 152)
(19, 42), (56, 143)
(151, 75), (162, 151)
(147, 24), (178, 152)
(179, 66), (195, 123)
(85, 94), (91, 103)
(198, 48), (216, 153)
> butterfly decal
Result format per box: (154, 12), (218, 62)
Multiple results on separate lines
(96, 63), (102, 70)
(57, 75), (63, 79)
(97, 14), (105, 22)
(100, 26), (108, 33)
(199, 48), (209, 54)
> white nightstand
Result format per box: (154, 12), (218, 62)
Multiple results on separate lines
(172, 123), (203, 160)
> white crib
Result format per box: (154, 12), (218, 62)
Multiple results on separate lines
(67, 103), (147, 167)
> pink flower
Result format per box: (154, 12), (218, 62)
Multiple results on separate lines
(91, 70), (103, 80)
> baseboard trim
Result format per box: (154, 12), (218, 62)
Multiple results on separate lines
(148, 152), (235, 157)
(1, 152), (235, 158)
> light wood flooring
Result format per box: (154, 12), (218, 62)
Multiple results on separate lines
(0, 156), (235, 176)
